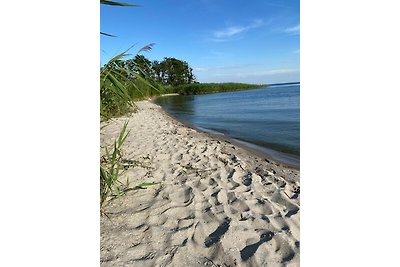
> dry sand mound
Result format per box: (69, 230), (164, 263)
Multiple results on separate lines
(100, 101), (300, 267)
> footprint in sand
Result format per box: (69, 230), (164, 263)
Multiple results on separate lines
(227, 180), (240, 190)
(240, 231), (274, 261)
(242, 173), (253, 186)
(204, 218), (231, 247)
(169, 186), (194, 205)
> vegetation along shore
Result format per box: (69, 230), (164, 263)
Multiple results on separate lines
(100, 1), (299, 266)
(100, 50), (300, 265)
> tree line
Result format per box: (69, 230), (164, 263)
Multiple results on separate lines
(117, 55), (197, 86)
(101, 51), (264, 117)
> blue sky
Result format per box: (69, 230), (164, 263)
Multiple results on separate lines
(101, 0), (299, 84)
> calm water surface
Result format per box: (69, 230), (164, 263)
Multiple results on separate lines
(155, 84), (300, 165)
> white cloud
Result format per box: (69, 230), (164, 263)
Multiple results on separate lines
(284, 24), (300, 34)
(193, 67), (208, 72)
(197, 68), (300, 84)
(193, 63), (259, 72)
(212, 68), (298, 78)
(211, 19), (264, 41)
(214, 26), (247, 38)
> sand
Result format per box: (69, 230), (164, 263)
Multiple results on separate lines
(100, 100), (300, 267)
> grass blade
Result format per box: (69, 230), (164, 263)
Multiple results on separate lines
(100, 0), (139, 7)
(101, 32), (117, 37)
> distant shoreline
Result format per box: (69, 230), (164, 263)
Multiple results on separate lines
(170, 82), (265, 95)
(148, 82), (300, 102)
(267, 81), (300, 87)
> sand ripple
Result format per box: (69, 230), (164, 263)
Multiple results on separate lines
(101, 101), (300, 266)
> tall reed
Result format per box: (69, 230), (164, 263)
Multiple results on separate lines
(100, 47), (162, 214)
(100, 121), (130, 209)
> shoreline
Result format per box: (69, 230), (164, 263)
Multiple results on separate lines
(151, 96), (300, 170)
(100, 101), (300, 266)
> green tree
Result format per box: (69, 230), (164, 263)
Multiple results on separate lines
(124, 55), (153, 79)
(151, 60), (163, 83)
(154, 57), (196, 86)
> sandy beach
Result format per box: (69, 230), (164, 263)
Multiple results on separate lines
(100, 100), (300, 266)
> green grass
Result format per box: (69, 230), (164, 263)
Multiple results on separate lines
(172, 82), (266, 95)
(100, 121), (130, 210)
(100, 121), (160, 214)
(100, 48), (163, 215)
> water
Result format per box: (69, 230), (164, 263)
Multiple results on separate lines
(155, 84), (300, 166)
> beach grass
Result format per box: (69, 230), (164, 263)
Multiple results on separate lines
(100, 120), (161, 214)
(100, 47), (162, 214)
(100, 121), (130, 211)
(172, 82), (266, 95)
